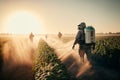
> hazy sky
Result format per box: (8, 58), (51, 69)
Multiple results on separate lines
(0, 0), (120, 34)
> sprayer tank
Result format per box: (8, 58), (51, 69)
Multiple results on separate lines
(84, 26), (95, 44)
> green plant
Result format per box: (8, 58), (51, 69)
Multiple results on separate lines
(33, 39), (70, 80)
(93, 36), (120, 69)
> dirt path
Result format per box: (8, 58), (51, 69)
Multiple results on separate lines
(44, 36), (120, 80)
(0, 37), (38, 80)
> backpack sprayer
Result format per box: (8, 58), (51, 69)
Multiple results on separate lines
(84, 26), (95, 54)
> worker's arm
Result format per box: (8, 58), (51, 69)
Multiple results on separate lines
(72, 31), (81, 49)
(72, 39), (80, 49)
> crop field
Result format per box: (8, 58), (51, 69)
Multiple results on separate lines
(44, 34), (120, 80)
(0, 35), (35, 80)
(59, 35), (120, 69)
(33, 39), (70, 80)
(0, 34), (120, 80)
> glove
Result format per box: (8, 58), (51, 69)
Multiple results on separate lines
(72, 45), (75, 49)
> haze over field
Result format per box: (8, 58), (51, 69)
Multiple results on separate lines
(0, 0), (120, 80)
(0, 0), (120, 34)
(43, 36), (120, 79)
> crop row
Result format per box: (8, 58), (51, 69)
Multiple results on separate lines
(33, 39), (70, 80)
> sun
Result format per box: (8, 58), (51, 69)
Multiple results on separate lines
(4, 11), (44, 34)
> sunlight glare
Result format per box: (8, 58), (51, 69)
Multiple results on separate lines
(4, 11), (44, 34)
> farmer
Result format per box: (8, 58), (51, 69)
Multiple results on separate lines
(72, 22), (86, 62)
(29, 32), (34, 42)
(58, 32), (62, 39)
(45, 34), (47, 39)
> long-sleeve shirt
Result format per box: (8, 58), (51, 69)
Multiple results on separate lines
(73, 30), (85, 45)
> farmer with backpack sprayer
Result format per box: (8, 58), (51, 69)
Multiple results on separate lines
(72, 22), (95, 62)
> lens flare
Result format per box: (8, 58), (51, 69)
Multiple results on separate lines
(4, 11), (45, 34)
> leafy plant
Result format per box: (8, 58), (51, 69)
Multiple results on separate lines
(93, 36), (120, 69)
(33, 39), (70, 80)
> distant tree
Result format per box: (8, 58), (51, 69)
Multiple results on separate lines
(116, 32), (120, 34)
(109, 32), (112, 34)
